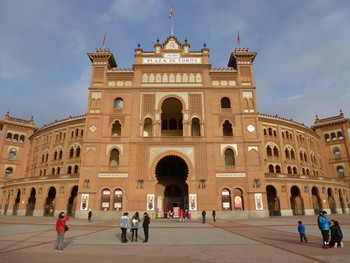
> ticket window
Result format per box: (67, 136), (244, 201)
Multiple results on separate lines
(101, 189), (111, 211)
(221, 188), (232, 211)
(113, 189), (123, 211)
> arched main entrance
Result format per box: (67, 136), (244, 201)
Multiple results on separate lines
(12, 189), (21, 215)
(290, 186), (304, 215)
(67, 186), (78, 217)
(312, 187), (322, 215)
(155, 155), (188, 217)
(26, 188), (36, 216)
(44, 187), (56, 216)
(266, 185), (281, 216)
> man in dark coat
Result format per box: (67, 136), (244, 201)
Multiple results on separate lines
(142, 212), (151, 243)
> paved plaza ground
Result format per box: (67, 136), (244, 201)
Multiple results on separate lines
(0, 213), (349, 263)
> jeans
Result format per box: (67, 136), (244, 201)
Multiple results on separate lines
(55, 232), (65, 250)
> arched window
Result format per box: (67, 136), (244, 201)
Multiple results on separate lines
(67, 166), (72, 174)
(59, 150), (63, 159)
(291, 149), (295, 159)
(221, 188), (231, 210)
(302, 168), (305, 175)
(191, 118), (201, 136)
(293, 167), (298, 174)
(266, 146), (272, 156)
(273, 130), (277, 137)
(109, 149), (120, 166)
(306, 169), (310, 175)
(101, 189), (111, 211)
(287, 166), (292, 174)
(264, 128), (267, 136)
(304, 153), (307, 162)
(8, 149), (16, 160)
(54, 150), (58, 160)
(74, 165), (79, 174)
(57, 167), (61, 175)
(337, 166), (344, 177)
(76, 147), (81, 157)
(324, 134), (330, 142)
(334, 148), (341, 159)
(233, 188), (244, 210)
(13, 134), (19, 142)
(331, 133), (336, 141)
(276, 165), (281, 173)
(75, 128), (79, 137)
(114, 189), (123, 211)
(300, 151), (303, 161)
(6, 133), (12, 141)
(337, 131), (343, 140)
(273, 146), (279, 157)
(19, 135), (25, 143)
(143, 118), (153, 137)
(221, 97), (231, 108)
(285, 149), (290, 158)
(114, 98), (123, 109)
(111, 120), (122, 136)
(224, 148), (235, 165)
(69, 147), (74, 158)
(268, 128), (272, 136)
(268, 164), (274, 173)
(5, 167), (13, 178)
(52, 167), (55, 175)
(222, 120), (233, 136)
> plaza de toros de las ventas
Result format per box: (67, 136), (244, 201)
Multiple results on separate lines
(0, 36), (349, 220)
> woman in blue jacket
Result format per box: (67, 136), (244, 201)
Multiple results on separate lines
(317, 211), (330, 248)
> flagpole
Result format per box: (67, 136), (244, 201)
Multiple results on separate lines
(171, 17), (174, 36)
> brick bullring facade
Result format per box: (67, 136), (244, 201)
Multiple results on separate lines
(0, 36), (349, 219)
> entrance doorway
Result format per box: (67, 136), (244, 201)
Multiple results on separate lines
(26, 188), (36, 216)
(155, 155), (188, 217)
(44, 187), (56, 216)
(67, 186), (78, 217)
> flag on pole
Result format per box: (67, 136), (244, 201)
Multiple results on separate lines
(237, 30), (240, 45)
(102, 33), (106, 47)
(168, 6), (173, 18)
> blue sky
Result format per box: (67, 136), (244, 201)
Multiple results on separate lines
(1, 0), (350, 128)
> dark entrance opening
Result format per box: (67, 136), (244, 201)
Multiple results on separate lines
(266, 185), (281, 216)
(26, 188), (36, 216)
(67, 186), (78, 217)
(12, 189), (21, 215)
(156, 155), (188, 216)
(44, 187), (56, 216)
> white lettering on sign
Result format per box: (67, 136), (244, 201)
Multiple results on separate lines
(143, 58), (202, 64)
(98, 173), (128, 178)
(216, 173), (246, 177)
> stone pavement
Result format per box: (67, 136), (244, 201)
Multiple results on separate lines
(0, 214), (349, 263)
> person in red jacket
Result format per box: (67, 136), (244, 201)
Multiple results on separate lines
(54, 212), (69, 252)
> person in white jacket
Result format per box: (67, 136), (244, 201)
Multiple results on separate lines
(120, 212), (130, 243)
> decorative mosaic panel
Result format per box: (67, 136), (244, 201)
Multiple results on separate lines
(190, 94), (201, 116)
(142, 94), (155, 116)
(150, 147), (194, 165)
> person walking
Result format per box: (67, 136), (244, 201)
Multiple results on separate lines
(329, 220), (344, 248)
(88, 209), (93, 222)
(212, 209), (216, 222)
(201, 209), (206, 224)
(120, 212), (130, 243)
(297, 221), (308, 244)
(317, 211), (330, 248)
(142, 212), (150, 243)
(54, 212), (69, 252)
(130, 212), (141, 242)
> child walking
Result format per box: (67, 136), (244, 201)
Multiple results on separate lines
(298, 221), (308, 244)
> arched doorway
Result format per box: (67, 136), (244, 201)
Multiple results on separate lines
(12, 189), (21, 215)
(290, 186), (304, 215)
(26, 188), (36, 216)
(44, 187), (56, 216)
(327, 188), (336, 214)
(155, 155), (188, 217)
(67, 186), (78, 217)
(312, 187), (322, 215)
(339, 189), (346, 213)
(266, 185), (281, 216)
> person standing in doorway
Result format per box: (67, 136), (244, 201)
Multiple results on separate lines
(212, 209), (216, 222)
(88, 209), (93, 222)
(130, 212), (141, 242)
(297, 221), (308, 244)
(54, 212), (69, 252)
(142, 212), (150, 243)
(318, 211), (330, 248)
(201, 210), (206, 224)
(120, 212), (130, 243)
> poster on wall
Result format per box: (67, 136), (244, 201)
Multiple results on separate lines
(80, 194), (89, 210)
(189, 194), (197, 211)
(147, 194), (154, 211)
(254, 193), (263, 210)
